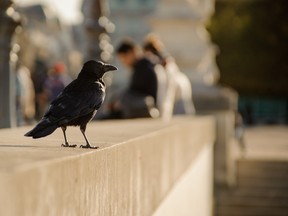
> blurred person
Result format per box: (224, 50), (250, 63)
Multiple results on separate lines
(43, 62), (72, 104)
(117, 39), (158, 101)
(15, 63), (36, 126)
(31, 59), (49, 119)
(53, 62), (73, 86)
(143, 34), (195, 117)
(143, 35), (173, 120)
(102, 39), (159, 119)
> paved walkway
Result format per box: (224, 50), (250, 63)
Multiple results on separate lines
(244, 126), (288, 160)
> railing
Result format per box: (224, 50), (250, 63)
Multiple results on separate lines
(0, 116), (215, 216)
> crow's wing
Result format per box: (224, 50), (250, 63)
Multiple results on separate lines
(45, 81), (105, 125)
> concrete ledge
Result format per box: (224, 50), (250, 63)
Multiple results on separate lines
(0, 117), (215, 216)
(153, 142), (214, 216)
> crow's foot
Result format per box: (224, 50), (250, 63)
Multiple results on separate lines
(61, 143), (77, 148)
(80, 144), (99, 149)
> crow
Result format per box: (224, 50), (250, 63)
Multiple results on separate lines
(25, 60), (117, 149)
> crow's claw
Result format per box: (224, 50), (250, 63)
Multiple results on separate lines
(80, 144), (99, 149)
(61, 143), (77, 148)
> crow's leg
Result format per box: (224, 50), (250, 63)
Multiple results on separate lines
(61, 126), (77, 148)
(79, 126), (99, 149)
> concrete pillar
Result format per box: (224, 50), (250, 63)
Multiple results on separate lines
(82, 0), (114, 62)
(0, 0), (20, 128)
(149, 0), (220, 85)
(213, 111), (236, 189)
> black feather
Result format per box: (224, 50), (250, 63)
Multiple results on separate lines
(25, 60), (117, 144)
(25, 118), (58, 138)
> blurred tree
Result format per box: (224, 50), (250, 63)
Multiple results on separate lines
(0, 0), (21, 128)
(208, 0), (288, 97)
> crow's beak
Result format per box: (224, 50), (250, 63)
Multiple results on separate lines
(103, 64), (117, 72)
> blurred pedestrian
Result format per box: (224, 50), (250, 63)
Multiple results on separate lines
(143, 34), (195, 118)
(43, 62), (71, 104)
(31, 58), (48, 120)
(15, 63), (36, 126)
(102, 39), (159, 119)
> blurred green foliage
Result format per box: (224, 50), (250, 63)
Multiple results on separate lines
(208, 0), (288, 97)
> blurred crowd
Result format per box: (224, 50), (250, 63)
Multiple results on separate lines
(10, 3), (197, 127)
(15, 60), (72, 126)
(98, 34), (195, 120)
(15, 33), (195, 126)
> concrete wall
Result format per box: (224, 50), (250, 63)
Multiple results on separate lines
(153, 143), (213, 216)
(0, 117), (215, 216)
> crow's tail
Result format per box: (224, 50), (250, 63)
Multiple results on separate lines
(25, 118), (58, 139)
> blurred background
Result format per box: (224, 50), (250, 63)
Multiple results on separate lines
(208, 0), (288, 125)
(0, 0), (288, 215)
(1, 0), (287, 127)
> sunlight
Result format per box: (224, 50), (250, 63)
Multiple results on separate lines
(15, 0), (83, 24)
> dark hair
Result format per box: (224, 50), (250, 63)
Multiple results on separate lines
(116, 39), (136, 54)
(143, 41), (167, 65)
(143, 42), (161, 58)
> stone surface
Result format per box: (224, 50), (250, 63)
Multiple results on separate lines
(192, 84), (238, 112)
(244, 126), (288, 160)
(207, 111), (236, 189)
(153, 143), (213, 216)
(0, 117), (215, 216)
(215, 126), (288, 216)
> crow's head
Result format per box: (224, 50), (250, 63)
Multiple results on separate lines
(78, 60), (117, 80)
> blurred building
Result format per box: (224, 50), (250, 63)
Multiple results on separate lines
(109, 0), (220, 86)
(16, 4), (84, 78)
(109, 0), (287, 125)
(108, 0), (237, 121)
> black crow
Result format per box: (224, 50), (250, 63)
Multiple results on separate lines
(25, 60), (117, 149)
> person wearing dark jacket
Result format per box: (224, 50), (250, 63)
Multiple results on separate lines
(104, 39), (159, 119)
(117, 39), (158, 102)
